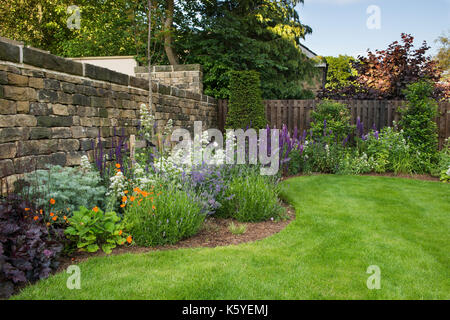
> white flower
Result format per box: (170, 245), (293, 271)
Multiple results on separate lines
(139, 103), (155, 141)
(106, 171), (126, 197)
(80, 155), (91, 172)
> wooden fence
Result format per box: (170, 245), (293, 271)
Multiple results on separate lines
(217, 99), (450, 149)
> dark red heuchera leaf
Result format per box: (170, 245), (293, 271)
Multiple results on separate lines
(0, 194), (63, 298)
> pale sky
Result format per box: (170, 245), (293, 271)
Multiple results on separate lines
(296, 0), (450, 58)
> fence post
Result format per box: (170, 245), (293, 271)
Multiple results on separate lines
(130, 134), (136, 167)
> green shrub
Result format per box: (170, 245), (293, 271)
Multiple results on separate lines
(302, 141), (346, 174)
(64, 206), (128, 254)
(123, 186), (205, 246)
(310, 101), (354, 142)
(20, 165), (106, 218)
(216, 173), (284, 222)
(399, 81), (439, 165)
(225, 70), (267, 129)
(437, 139), (450, 182)
(360, 127), (414, 174)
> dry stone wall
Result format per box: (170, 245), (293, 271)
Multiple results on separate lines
(0, 39), (217, 190)
(135, 64), (203, 94)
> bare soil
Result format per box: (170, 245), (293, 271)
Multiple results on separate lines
(57, 204), (296, 272)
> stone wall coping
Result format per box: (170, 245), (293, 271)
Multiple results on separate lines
(135, 64), (203, 74)
(0, 39), (214, 104)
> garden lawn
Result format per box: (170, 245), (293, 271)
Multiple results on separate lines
(13, 175), (450, 300)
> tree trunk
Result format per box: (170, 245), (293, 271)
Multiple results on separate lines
(164, 0), (178, 65)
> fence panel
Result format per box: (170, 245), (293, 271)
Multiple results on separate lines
(217, 99), (450, 149)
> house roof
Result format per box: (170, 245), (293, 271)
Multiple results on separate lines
(299, 43), (327, 68)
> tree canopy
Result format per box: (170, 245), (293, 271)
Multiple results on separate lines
(0, 0), (318, 99)
(434, 31), (450, 81)
(319, 34), (445, 100)
(323, 55), (357, 91)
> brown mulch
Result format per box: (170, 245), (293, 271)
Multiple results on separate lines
(282, 172), (440, 182)
(56, 204), (296, 272)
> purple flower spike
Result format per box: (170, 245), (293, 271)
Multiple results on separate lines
(356, 116), (364, 138)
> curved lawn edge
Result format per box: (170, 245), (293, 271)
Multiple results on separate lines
(12, 175), (450, 300)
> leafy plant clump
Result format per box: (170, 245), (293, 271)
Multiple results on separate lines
(20, 165), (106, 217)
(437, 139), (450, 182)
(399, 81), (439, 171)
(64, 206), (129, 254)
(123, 186), (205, 247)
(217, 173), (285, 222)
(0, 194), (63, 298)
(225, 70), (267, 130)
(228, 222), (247, 235)
(310, 101), (354, 142)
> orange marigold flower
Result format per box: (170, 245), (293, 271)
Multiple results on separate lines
(39, 209), (43, 215)
(63, 216), (67, 220)
(122, 196), (127, 203)
(52, 216), (57, 221)
(115, 163), (121, 169)
(50, 212), (54, 217)
(33, 216), (39, 221)
(25, 207), (30, 211)
(92, 206), (99, 213)
(124, 190), (128, 194)
(50, 198), (55, 205)
(130, 196), (135, 202)
(126, 235), (132, 244)
(120, 204), (126, 208)
(119, 230), (123, 236)
(152, 205), (156, 210)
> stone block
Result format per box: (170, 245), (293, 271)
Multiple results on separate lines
(0, 159), (15, 178)
(52, 127), (72, 139)
(0, 99), (15, 114)
(7, 73), (28, 86)
(23, 47), (83, 76)
(30, 127), (51, 139)
(15, 114), (37, 127)
(29, 78), (44, 89)
(0, 41), (20, 63)
(0, 143), (17, 159)
(30, 102), (50, 115)
(37, 116), (73, 127)
(57, 139), (80, 152)
(4, 86), (37, 101)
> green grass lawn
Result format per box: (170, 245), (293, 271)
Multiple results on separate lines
(13, 175), (450, 300)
